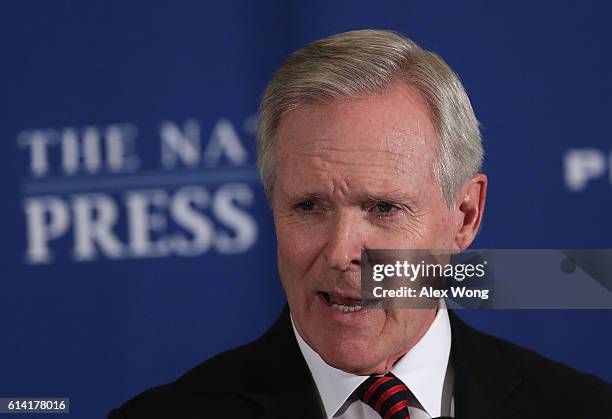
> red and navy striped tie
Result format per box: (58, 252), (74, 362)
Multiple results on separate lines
(357, 372), (411, 419)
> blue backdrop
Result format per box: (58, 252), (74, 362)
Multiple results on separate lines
(1, 1), (610, 418)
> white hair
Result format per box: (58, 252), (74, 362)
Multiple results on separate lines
(257, 29), (483, 207)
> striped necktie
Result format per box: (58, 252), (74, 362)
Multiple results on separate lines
(357, 372), (411, 419)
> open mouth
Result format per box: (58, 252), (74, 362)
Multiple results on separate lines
(319, 292), (379, 313)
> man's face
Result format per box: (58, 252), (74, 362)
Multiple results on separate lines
(272, 84), (464, 375)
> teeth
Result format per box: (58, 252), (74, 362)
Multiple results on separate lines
(321, 293), (363, 313)
(331, 303), (362, 312)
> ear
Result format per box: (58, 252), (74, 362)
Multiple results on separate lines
(453, 173), (488, 251)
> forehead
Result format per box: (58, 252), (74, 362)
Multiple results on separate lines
(277, 84), (435, 149)
(274, 85), (439, 199)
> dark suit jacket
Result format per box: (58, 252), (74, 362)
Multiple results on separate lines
(109, 307), (611, 419)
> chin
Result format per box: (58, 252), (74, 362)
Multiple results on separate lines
(314, 336), (384, 375)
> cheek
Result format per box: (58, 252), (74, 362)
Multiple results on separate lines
(422, 210), (457, 249)
(275, 221), (324, 288)
(277, 225), (313, 263)
(276, 215), (330, 257)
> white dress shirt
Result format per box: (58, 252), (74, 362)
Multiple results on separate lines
(291, 302), (453, 419)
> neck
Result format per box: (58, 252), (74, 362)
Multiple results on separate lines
(356, 306), (439, 376)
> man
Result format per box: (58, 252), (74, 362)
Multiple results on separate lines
(109, 30), (611, 418)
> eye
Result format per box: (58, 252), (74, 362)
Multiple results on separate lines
(297, 201), (315, 211)
(375, 202), (397, 213)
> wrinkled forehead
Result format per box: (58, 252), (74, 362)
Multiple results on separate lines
(273, 88), (440, 204)
(275, 86), (438, 177)
(277, 82), (436, 145)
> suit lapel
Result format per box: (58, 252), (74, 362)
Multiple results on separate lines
(239, 305), (325, 419)
(449, 311), (524, 419)
(244, 389), (324, 419)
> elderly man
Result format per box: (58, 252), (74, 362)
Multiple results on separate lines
(109, 30), (611, 419)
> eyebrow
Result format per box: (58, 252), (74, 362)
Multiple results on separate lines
(285, 190), (419, 208)
(286, 192), (326, 204)
(362, 191), (417, 203)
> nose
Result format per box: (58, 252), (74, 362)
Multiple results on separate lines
(323, 211), (363, 272)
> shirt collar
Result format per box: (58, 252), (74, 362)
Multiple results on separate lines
(291, 301), (452, 418)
